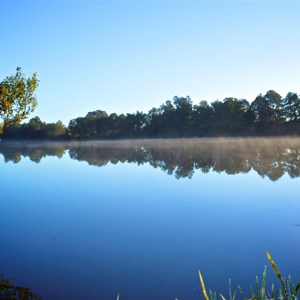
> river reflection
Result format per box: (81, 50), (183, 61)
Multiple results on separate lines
(0, 138), (300, 181)
(1, 137), (300, 181)
(1, 138), (300, 300)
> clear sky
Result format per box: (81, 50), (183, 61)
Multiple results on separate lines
(1, 0), (300, 125)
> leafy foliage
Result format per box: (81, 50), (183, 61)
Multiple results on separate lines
(3, 117), (68, 139)
(0, 68), (38, 134)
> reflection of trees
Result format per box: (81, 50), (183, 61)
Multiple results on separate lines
(0, 142), (66, 163)
(1, 138), (300, 181)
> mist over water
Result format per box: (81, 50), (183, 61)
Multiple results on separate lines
(1, 137), (300, 181)
(1, 138), (300, 300)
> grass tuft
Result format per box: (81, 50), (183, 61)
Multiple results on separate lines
(199, 251), (300, 300)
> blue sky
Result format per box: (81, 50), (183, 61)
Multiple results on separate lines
(1, 1), (300, 125)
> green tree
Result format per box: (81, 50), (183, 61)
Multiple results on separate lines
(0, 67), (38, 134)
(193, 100), (213, 136)
(145, 107), (163, 137)
(45, 120), (67, 138)
(282, 92), (300, 122)
(172, 96), (193, 135)
(159, 100), (176, 137)
(250, 90), (282, 132)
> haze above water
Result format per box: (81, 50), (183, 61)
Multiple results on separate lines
(1, 138), (300, 300)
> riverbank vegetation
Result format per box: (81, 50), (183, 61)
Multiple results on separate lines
(2, 91), (300, 140)
(1, 69), (300, 140)
(199, 252), (300, 300)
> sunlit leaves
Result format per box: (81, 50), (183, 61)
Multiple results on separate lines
(0, 68), (38, 131)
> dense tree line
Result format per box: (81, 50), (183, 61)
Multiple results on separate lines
(2, 90), (300, 139)
(2, 116), (68, 139)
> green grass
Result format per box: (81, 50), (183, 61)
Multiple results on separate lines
(199, 251), (300, 300)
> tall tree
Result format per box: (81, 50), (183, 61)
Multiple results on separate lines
(172, 96), (193, 135)
(282, 92), (300, 122)
(250, 91), (282, 131)
(0, 68), (38, 134)
(193, 100), (213, 136)
(264, 90), (283, 123)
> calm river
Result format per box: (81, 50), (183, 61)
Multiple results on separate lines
(1, 138), (300, 300)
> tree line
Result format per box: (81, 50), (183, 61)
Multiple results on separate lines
(4, 91), (300, 139)
(1, 69), (300, 139)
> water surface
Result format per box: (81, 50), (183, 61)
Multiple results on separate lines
(1, 138), (300, 300)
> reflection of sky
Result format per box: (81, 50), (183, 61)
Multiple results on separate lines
(1, 155), (300, 300)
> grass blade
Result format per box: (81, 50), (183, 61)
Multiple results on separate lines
(237, 285), (248, 300)
(294, 281), (300, 295)
(199, 271), (210, 300)
(266, 251), (286, 292)
(260, 265), (267, 299)
(232, 290), (236, 300)
(220, 293), (226, 300)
